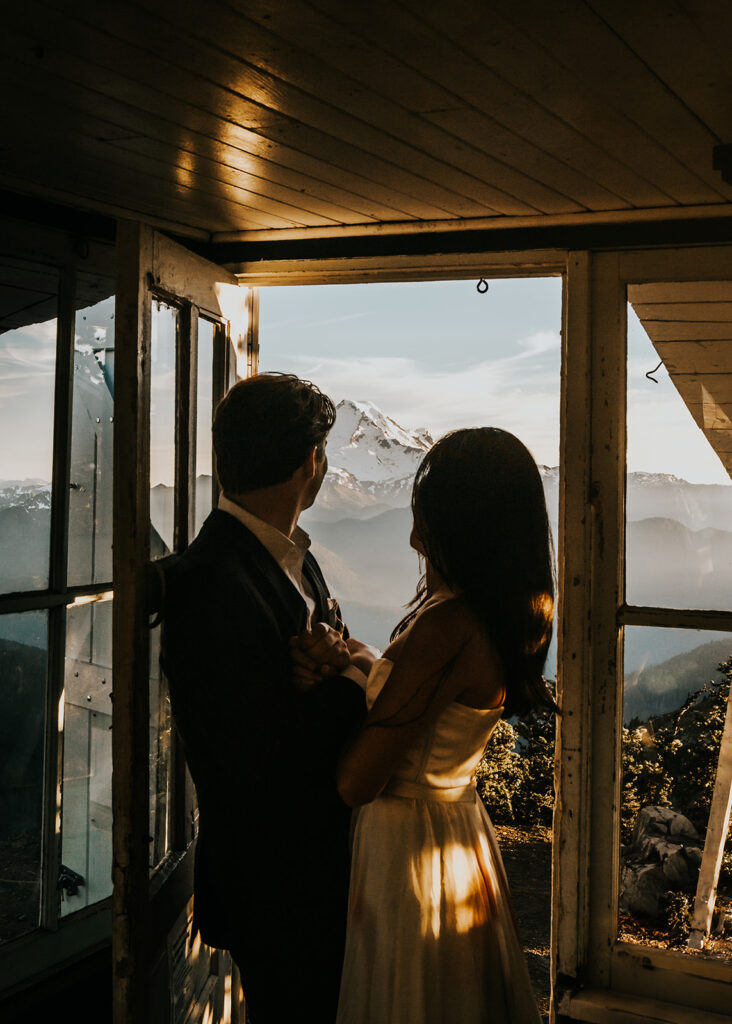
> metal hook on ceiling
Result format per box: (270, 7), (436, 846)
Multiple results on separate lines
(476, 278), (489, 294)
(646, 360), (663, 384)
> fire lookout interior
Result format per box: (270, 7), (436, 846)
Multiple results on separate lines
(1, 2), (732, 1022)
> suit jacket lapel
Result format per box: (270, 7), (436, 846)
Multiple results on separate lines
(302, 552), (344, 633)
(302, 553), (328, 623)
(208, 510), (308, 636)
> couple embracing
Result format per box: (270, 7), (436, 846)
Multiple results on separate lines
(162, 373), (555, 1024)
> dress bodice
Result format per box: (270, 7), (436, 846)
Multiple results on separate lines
(366, 657), (503, 799)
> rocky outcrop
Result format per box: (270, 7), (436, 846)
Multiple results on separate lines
(619, 806), (703, 917)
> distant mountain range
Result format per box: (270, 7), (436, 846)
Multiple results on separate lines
(2, 398), (730, 720)
(626, 473), (732, 533)
(0, 483), (52, 592)
(626, 516), (732, 609)
(624, 637), (730, 724)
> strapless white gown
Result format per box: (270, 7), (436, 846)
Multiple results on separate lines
(336, 659), (542, 1024)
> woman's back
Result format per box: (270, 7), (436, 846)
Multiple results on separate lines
(365, 656), (503, 800)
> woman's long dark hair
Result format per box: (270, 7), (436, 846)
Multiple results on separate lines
(393, 427), (556, 718)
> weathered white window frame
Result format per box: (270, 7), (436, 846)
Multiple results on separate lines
(556, 248), (732, 1024)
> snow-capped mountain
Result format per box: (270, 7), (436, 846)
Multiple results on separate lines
(327, 399), (432, 484)
(0, 480), (51, 510)
(307, 400), (433, 519)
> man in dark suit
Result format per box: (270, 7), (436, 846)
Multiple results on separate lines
(161, 374), (369, 1024)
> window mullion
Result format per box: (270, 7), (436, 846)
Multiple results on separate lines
(112, 222), (153, 1021)
(175, 303), (196, 552)
(211, 321), (229, 513)
(168, 303), (196, 853)
(586, 252), (628, 985)
(0, 583), (115, 616)
(49, 266), (75, 595)
(553, 253), (594, 995)
(620, 604), (732, 632)
(246, 286), (259, 377)
(40, 264), (75, 930)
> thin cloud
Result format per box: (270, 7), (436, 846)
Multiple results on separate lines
(264, 311), (369, 332)
(301, 312), (369, 330)
(515, 330), (561, 356)
(282, 353), (561, 467)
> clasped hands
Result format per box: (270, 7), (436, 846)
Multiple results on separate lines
(289, 622), (374, 691)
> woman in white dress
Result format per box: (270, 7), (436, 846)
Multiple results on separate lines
(296, 427), (555, 1024)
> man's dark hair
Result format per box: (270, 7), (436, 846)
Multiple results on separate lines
(213, 373), (336, 493)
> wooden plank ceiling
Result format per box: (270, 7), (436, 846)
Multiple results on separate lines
(629, 282), (732, 477)
(1, 0), (731, 240)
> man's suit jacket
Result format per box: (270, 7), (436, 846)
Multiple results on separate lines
(160, 509), (366, 995)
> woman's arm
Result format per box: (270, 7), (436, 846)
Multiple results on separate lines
(336, 600), (501, 807)
(345, 636), (379, 676)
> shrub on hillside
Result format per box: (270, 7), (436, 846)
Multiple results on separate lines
(476, 719), (526, 824)
(479, 658), (731, 853)
(621, 658), (731, 879)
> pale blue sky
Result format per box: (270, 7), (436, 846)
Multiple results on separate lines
(259, 278), (564, 469)
(259, 278), (729, 484)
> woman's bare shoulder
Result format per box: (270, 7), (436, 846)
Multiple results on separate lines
(391, 596), (482, 660)
(419, 597), (505, 675)
(422, 594), (483, 635)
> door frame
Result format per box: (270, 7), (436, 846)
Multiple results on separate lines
(112, 221), (251, 1023)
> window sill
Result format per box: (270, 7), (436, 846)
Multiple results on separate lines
(0, 900), (111, 997)
(559, 988), (732, 1023)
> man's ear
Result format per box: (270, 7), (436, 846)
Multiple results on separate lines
(301, 445), (317, 481)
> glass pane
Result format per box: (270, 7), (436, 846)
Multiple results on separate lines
(194, 318), (215, 535)
(149, 625), (173, 870)
(149, 298), (177, 871)
(60, 598), (113, 916)
(626, 293), (732, 610)
(0, 611), (47, 944)
(619, 626), (732, 958)
(68, 280), (115, 587)
(150, 300), (177, 557)
(0, 258), (58, 592)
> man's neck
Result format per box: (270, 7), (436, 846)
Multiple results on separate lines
(225, 490), (301, 539)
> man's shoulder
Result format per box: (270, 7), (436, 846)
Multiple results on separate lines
(172, 510), (254, 570)
(164, 512), (263, 606)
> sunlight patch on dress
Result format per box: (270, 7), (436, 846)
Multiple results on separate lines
(411, 840), (496, 937)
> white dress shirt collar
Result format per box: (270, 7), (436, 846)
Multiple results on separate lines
(218, 495), (315, 620)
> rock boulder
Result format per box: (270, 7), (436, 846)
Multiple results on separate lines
(619, 806), (703, 917)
